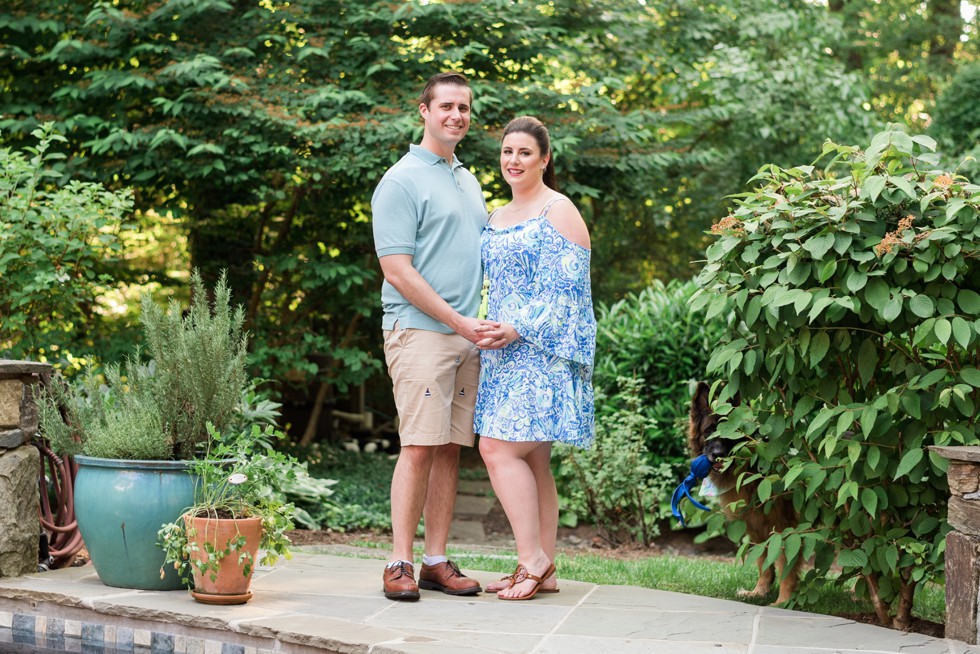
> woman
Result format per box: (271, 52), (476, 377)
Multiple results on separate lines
(474, 116), (596, 600)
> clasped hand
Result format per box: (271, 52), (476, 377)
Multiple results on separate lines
(473, 320), (518, 350)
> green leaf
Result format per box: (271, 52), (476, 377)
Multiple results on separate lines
(934, 318), (952, 345)
(909, 295), (934, 318)
(803, 233), (835, 260)
(862, 176), (886, 202)
(961, 367), (980, 388)
(883, 296), (902, 322)
(860, 406), (877, 437)
(867, 446), (881, 471)
(947, 198), (967, 221)
(817, 258), (838, 282)
(958, 289), (980, 315)
(806, 409), (834, 441)
(758, 478), (773, 502)
(864, 279), (889, 310)
(785, 533), (802, 566)
(952, 317), (972, 349)
(846, 270), (868, 293)
(913, 368), (948, 388)
(808, 296), (836, 322)
(901, 393), (922, 419)
(860, 487), (878, 517)
(857, 338), (877, 388)
(837, 548), (868, 569)
(894, 448), (924, 480)
(810, 331), (830, 366)
(888, 175), (916, 199)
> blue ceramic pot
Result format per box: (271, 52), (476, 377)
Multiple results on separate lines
(73, 456), (195, 590)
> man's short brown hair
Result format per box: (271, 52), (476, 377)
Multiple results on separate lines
(419, 72), (470, 107)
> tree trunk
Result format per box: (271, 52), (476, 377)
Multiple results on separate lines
(863, 573), (892, 626)
(891, 577), (915, 631)
(826, 0), (864, 71)
(299, 381), (332, 447)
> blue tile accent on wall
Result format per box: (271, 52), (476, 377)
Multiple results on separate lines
(151, 631), (175, 654)
(47, 617), (66, 639)
(11, 615), (35, 646)
(46, 616), (66, 651)
(11, 613), (34, 635)
(81, 622), (104, 646)
(116, 626), (135, 652)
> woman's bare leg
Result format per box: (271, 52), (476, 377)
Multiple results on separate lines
(480, 437), (555, 598)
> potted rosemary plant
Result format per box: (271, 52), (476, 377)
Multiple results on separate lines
(36, 271), (250, 590)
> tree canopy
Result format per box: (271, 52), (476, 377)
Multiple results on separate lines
(1, 0), (976, 436)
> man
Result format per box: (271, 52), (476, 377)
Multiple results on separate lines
(371, 72), (491, 601)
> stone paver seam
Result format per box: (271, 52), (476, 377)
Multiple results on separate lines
(525, 583), (600, 654)
(745, 607), (763, 654)
(365, 597), (403, 624)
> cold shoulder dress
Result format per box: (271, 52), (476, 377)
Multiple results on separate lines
(473, 197), (596, 448)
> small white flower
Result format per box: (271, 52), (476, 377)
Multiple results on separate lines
(228, 473), (248, 485)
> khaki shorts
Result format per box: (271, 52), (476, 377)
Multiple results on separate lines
(383, 326), (480, 447)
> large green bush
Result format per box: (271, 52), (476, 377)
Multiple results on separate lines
(0, 124), (131, 362)
(594, 279), (731, 465)
(693, 126), (979, 628)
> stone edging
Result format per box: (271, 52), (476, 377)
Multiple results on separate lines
(0, 610), (275, 654)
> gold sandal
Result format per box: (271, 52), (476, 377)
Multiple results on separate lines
(497, 563), (557, 601)
(491, 568), (560, 593)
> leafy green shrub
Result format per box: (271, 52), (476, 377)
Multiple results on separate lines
(554, 379), (678, 546)
(594, 279), (731, 465)
(296, 446), (395, 532)
(0, 124), (132, 361)
(932, 62), (980, 179)
(694, 126), (979, 629)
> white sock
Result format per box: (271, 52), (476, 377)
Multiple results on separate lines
(423, 554), (447, 566)
(386, 559), (413, 569)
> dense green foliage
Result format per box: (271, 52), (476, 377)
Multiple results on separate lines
(0, 0), (887, 418)
(297, 446), (396, 533)
(932, 61), (980, 178)
(141, 272), (249, 457)
(1, 0), (976, 443)
(594, 279), (730, 465)
(693, 126), (980, 628)
(554, 379), (677, 546)
(0, 124), (132, 362)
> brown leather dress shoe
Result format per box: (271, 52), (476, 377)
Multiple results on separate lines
(419, 560), (482, 596)
(383, 561), (420, 600)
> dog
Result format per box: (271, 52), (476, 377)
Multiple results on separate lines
(688, 381), (800, 605)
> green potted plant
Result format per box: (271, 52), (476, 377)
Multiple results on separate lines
(157, 423), (297, 604)
(36, 270), (250, 590)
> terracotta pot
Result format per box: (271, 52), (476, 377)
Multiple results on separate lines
(186, 515), (263, 605)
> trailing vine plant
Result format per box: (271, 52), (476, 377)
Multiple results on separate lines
(693, 126), (979, 629)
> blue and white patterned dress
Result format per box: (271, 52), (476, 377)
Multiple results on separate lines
(474, 198), (596, 449)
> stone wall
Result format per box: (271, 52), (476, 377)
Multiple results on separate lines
(0, 360), (50, 578)
(930, 445), (980, 644)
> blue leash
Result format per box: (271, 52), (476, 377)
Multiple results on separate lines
(670, 454), (713, 527)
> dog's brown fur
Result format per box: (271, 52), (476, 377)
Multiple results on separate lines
(688, 381), (800, 605)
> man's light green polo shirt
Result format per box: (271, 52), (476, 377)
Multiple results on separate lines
(372, 144), (487, 334)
